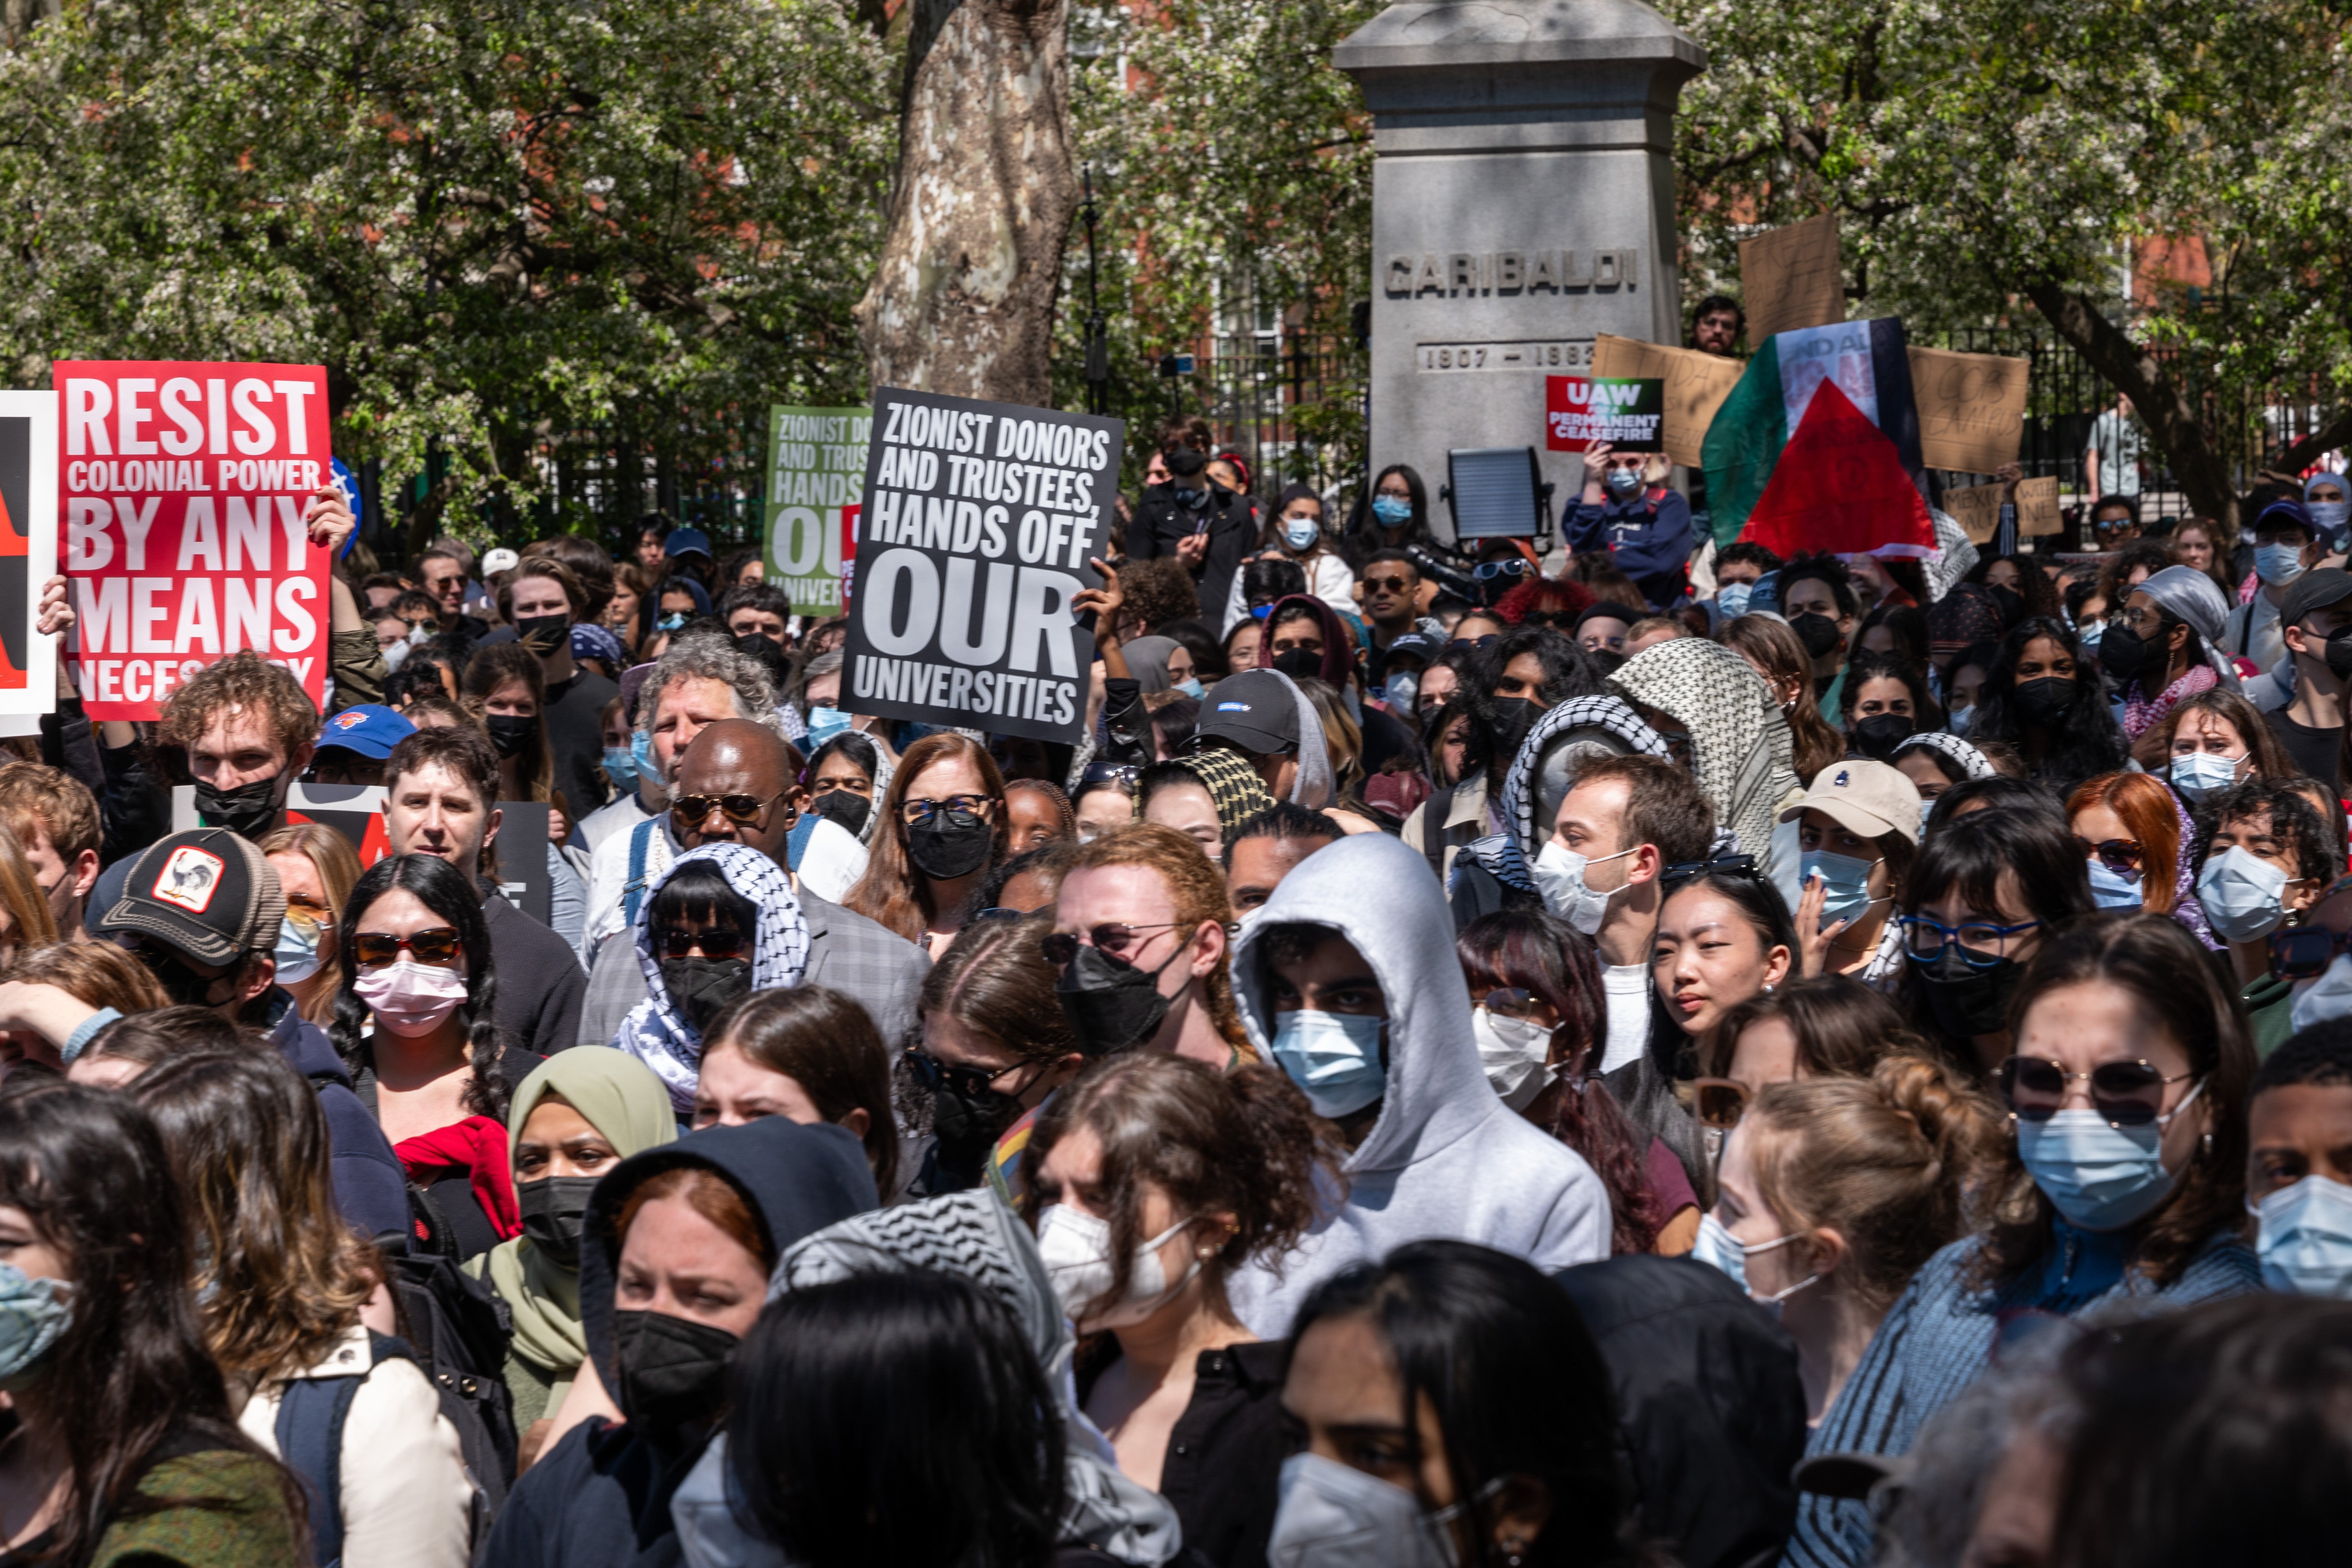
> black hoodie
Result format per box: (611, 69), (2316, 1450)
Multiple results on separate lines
(482, 1118), (879, 1568)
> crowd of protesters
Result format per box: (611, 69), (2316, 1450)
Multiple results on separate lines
(0, 347), (2348, 1567)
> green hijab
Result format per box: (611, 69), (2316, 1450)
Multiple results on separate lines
(484, 1049), (677, 1379)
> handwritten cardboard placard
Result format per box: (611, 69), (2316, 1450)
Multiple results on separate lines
(1909, 346), (2030, 473)
(2016, 476), (2062, 537)
(1739, 215), (1845, 345)
(1591, 335), (1745, 468)
(1942, 482), (2004, 545)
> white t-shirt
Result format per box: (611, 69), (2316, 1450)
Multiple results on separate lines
(1600, 962), (1652, 1075)
(2089, 408), (2144, 497)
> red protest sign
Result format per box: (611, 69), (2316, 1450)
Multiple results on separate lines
(56, 361), (332, 720)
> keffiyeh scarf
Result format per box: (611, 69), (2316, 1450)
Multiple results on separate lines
(1609, 637), (1801, 864)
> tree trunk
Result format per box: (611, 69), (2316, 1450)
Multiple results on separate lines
(2024, 283), (2244, 532)
(855, 0), (1076, 408)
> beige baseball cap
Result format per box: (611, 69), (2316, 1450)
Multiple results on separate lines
(1777, 759), (1924, 845)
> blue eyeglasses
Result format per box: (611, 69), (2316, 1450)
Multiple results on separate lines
(1898, 915), (2042, 969)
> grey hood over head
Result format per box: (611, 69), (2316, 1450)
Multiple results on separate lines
(1223, 832), (1611, 1337)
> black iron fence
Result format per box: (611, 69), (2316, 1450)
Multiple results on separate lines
(1142, 328), (1368, 501)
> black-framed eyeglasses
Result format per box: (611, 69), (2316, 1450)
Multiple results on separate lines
(1898, 915), (2043, 968)
(671, 791), (789, 830)
(1039, 922), (1181, 965)
(1448, 634), (1498, 652)
(2268, 922), (2352, 980)
(1995, 1055), (2201, 1129)
(901, 1046), (1037, 1102)
(656, 926), (750, 960)
(1080, 761), (1141, 788)
(1472, 559), (1532, 582)
(1660, 853), (1759, 891)
(901, 794), (997, 827)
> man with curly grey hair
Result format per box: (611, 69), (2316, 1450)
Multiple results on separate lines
(581, 634), (870, 947)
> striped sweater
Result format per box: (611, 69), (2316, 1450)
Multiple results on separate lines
(1780, 1219), (2263, 1568)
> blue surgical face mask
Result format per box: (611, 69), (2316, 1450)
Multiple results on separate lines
(1282, 516), (1321, 552)
(806, 706), (853, 746)
(1604, 465), (1643, 496)
(0, 1261), (71, 1388)
(1802, 847), (1884, 931)
(629, 729), (657, 788)
(2292, 953), (2352, 1033)
(2086, 857), (2145, 910)
(274, 913), (324, 986)
(1371, 495), (1412, 527)
(1946, 705), (1976, 737)
(1383, 672), (1418, 710)
(2016, 1093), (2200, 1231)
(1716, 582), (1753, 619)
(1174, 677), (1205, 701)
(657, 611), (688, 633)
(1919, 799), (1935, 832)
(2168, 750), (2239, 802)
(2308, 499), (2351, 535)
(2255, 1176), (2352, 1296)
(2195, 845), (2289, 944)
(603, 744), (640, 794)
(1268, 1009), (1387, 1119)
(2257, 542), (2309, 587)
(1692, 1213), (1816, 1306)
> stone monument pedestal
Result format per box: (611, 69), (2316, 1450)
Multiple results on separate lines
(1334, 0), (1704, 547)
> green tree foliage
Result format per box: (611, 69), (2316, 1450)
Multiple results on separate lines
(1061, 0), (1380, 486)
(1663, 0), (2352, 523)
(0, 0), (895, 545)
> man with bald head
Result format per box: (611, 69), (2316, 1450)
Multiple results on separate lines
(576, 718), (930, 1074)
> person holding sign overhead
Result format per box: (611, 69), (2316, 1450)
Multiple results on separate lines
(1565, 443), (1693, 612)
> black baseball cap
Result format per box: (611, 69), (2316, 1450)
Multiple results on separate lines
(93, 829), (284, 967)
(1382, 633), (1439, 670)
(2282, 567), (2352, 628)
(1192, 670), (1300, 756)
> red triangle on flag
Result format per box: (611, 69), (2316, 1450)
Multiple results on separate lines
(1739, 379), (1934, 560)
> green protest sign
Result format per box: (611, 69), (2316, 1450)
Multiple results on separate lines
(763, 404), (872, 617)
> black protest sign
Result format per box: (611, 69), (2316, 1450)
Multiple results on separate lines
(842, 389), (1123, 745)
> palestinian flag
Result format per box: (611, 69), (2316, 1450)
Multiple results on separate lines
(1701, 317), (1935, 559)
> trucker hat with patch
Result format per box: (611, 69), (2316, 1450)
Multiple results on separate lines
(93, 828), (284, 967)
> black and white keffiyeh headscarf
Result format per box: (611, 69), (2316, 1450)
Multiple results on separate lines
(1609, 637), (1801, 864)
(1499, 695), (1672, 852)
(616, 842), (810, 1111)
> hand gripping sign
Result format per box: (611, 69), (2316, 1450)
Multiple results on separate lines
(57, 360), (333, 721)
(841, 389), (1124, 746)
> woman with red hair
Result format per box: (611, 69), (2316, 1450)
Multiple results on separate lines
(2068, 770), (2222, 947)
(1491, 574), (1594, 630)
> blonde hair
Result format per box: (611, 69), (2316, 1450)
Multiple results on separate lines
(0, 823), (57, 953)
(257, 823), (365, 1023)
(1744, 1054), (2007, 1314)
(1062, 824), (1251, 1057)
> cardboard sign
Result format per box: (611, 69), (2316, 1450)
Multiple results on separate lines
(1942, 482), (2005, 545)
(841, 389), (1121, 746)
(1739, 215), (1846, 345)
(2016, 476), (2063, 537)
(58, 361), (332, 721)
(171, 783), (556, 926)
(1909, 346), (2030, 473)
(1592, 335), (1745, 468)
(1544, 377), (1665, 453)
(0, 394), (58, 716)
(764, 405), (872, 619)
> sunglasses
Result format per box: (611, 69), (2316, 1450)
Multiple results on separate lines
(671, 791), (788, 830)
(2075, 836), (2144, 874)
(1660, 853), (1759, 891)
(1363, 575), (1412, 594)
(353, 927), (462, 968)
(1693, 1076), (1751, 1131)
(901, 1047), (1035, 1102)
(1475, 987), (1550, 1023)
(1995, 1055), (2201, 1129)
(656, 926), (749, 960)
(902, 794), (995, 828)
(1039, 922), (1180, 965)
(2267, 923), (2352, 980)
(1472, 559), (1532, 581)
(1079, 761), (1141, 788)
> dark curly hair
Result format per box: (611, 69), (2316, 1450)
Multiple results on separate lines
(1023, 1054), (1344, 1326)
(328, 852), (518, 1120)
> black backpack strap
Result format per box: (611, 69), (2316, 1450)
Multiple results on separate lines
(272, 1336), (418, 1568)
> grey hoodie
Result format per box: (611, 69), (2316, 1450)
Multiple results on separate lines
(1223, 832), (1613, 1337)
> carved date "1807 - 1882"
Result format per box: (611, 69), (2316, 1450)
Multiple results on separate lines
(1385, 249), (1638, 298)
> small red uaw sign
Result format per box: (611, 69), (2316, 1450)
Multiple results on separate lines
(57, 360), (333, 721)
